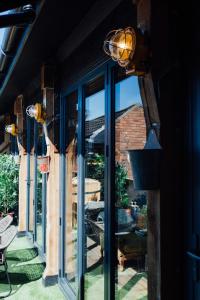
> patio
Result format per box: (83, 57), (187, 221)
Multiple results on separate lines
(0, 234), (65, 300)
(85, 236), (148, 300)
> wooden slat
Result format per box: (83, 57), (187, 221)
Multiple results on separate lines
(137, 2), (161, 300)
(14, 95), (23, 115)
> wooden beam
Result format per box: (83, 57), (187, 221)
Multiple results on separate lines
(41, 65), (55, 89)
(14, 94), (27, 153)
(56, 0), (123, 63)
(137, 2), (161, 300)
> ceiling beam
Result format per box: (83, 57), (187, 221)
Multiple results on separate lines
(56, 0), (123, 63)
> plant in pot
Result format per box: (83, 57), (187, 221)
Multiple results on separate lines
(87, 153), (105, 201)
(115, 162), (129, 208)
(136, 204), (147, 230)
(115, 162), (134, 232)
(0, 155), (19, 222)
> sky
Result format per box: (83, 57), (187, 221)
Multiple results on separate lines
(0, 29), (5, 46)
(0, 10), (10, 46)
(86, 76), (142, 120)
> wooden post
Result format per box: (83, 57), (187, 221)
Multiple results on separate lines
(0, 115), (11, 153)
(13, 95), (28, 233)
(18, 148), (27, 232)
(41, 64), (60, 285)
(136, 1), (161, 300)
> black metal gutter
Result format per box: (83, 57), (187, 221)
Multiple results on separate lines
(0, 6), (36, 28)
(0, 1), (44, 96)
(0, 1), (36, 13)
(0, 18), (25, 78)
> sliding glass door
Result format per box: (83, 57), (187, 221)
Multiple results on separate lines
(33, 121), (47, 256)
(114, 70), (148, 299)
(64, 91), (78, 291)
(60, 63), (149, 300)
(84, 75), (105, 299)
(26, 116), (34, 234)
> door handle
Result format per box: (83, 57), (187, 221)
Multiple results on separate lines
(187, 251), (200, 261)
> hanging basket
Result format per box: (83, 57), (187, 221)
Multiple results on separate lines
(37, 156), (50, 174)
(128, 149), (162, 190)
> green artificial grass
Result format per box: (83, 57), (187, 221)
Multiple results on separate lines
(0, 236), (65, 300)
(0, 248), (44, 294)
(0, 234), (147, 299)
(117, 272), (147, 300)
(84, 263), (147, 300)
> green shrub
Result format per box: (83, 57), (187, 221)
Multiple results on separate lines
(0, 155), (19, 217)
(115, 162), (129, 208)
(87, 153), (129, 208)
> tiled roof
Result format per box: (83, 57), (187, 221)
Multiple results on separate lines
(85, 104), (139, 138)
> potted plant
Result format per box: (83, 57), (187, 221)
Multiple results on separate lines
(115, 162), (130, 209)
(115, 162), (135, 232)
(0, 155), (19, 221)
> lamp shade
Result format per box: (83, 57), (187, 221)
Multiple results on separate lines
(5, 124), (18, 136)
(103, 27), (136, 67)
(26, 103), (45, 124)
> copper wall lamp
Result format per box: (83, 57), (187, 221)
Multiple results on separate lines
(5, 124), (18, 136)
(26, 103), (46, 124)
(103, 27), (149, 76)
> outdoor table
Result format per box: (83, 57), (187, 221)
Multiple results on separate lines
(94, 222), (132, 236)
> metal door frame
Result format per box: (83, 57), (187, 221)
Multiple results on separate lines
(59, 61), (116, 300)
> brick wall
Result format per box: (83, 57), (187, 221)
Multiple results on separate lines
(115, 105), (147, 179)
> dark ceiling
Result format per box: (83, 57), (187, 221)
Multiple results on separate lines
(0, 0), (136, 113)
(0, 0), (95, 113)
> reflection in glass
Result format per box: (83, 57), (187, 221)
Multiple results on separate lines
(115, 75), (148, 299)
(27, 117), (34, 234)
(36, 169), (42, 247)
(64, 91), (78, 290)
(36, 132), (45, 251)
(29, 153), (34, 233)
(84, 77), (105, 299)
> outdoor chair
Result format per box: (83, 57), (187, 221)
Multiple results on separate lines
(0, 225), (17, 298)
(85, 218), (104, 258)
(0, 215), (13, 234)
(117, 231), (147, 271)
(86, 218), (147, 272)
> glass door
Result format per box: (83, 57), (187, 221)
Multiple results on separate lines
(60, 63), (150, 300)
(33, 121), (47, 256)
(84, 75), (105, 299)
(63, 90), (78, 292)
(26, 115), (34, 234)
(114, 69), (148, 299)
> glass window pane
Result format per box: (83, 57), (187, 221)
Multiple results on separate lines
(115, 74), (148, 300)
(29, 153), (34, 233)
(36, 129), (46, 250)
(64, 91), (78, 291)
(36, 169), (42, 247)
(84, 76), (105, 299)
